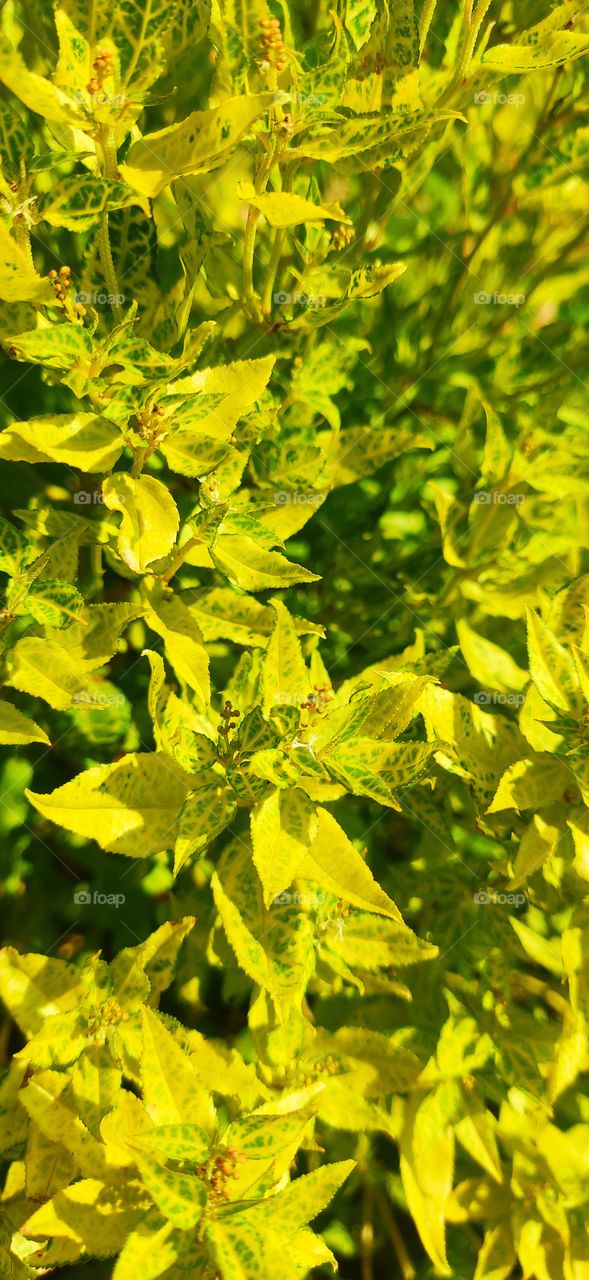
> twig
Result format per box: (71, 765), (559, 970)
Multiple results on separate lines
(361, 1181), (375, 1280)
(161, 537), (201, 585)
(374, 1185), (416, 1280)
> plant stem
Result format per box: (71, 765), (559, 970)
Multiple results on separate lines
(243, 134), (281, 321)
(161, 536), (201, 585)
(88, 542), (103, 600)
(261, 227), (286, 317)
(374, 1186), (416, 1280)
(14, 221), (35, 273)
(243, 207), (262, 321)
(361, 1182), (375, 1280)
(100, 128), (119, 179)
(130, 445), (147, 477)
(96, 127), (123, 321)
(97, 216), (123, 322)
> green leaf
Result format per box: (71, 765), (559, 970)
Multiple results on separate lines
(0, 515), (32, 576)
(0, 699), (49, 746)
(112, 1219), (177, 1280)
(225, 1108), (316, 1160)
(418, 683), (527, 806)
(0, 36), (87, 126)
(325, 910), (437, 973)
(329, 423), (432, 484)
(55, 602), (147, 669)
(20, 1177), (148, 1257)
(298, 808), (403, 921)
(140, 1006), (216, 1132)
(26, 752), (194, 857)
(19, 578), (84, 629)
(136, 1155), (206, 1228)
(120, 94), (276, 197)
(455, 1105), (502, 1184)
(4, 636), (94, 710)
(3, 323), (94, 373)
(508, 812), (562, 889)
(131, 918), (195, 1001)
(0, 414), (123, 471)
(261, 599), (310, 715)
(40, 176), (149, 232)
(251, 787), (318, 907)
(174, 776), (236, 873)
(400, 1092), (454, 1276)
(237, 183), (352, 228)
(246, 1159), (356, 1230)
(487, 756), (571, 813)
(18, 1072), (108, 1179)
(212, 840), (315, 1021)
(102, 475), (180, 574)
(0, 98), (34, 181)
(129, 1122), (210, 1162)
(0, 1061), (28, 1154)
(510, 918), (563, 977)
(164, 354), (276, 446)
(457, 619), (528, 694)
(146, 587), (210, 702)
(0, 947), (82, 1036)
(526, 609), (580, 714)
(482, 31), (589, 72)
(324, 738), (439, 805)
(212, 531), (320, 592)
(190, 586), (322, 647)
(0, 223), (53, 304)
(206, 1217), (298, 1280)
(210, 0), (273, 92)
(290, 109), (463, 164)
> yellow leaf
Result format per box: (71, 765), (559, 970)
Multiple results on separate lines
(298, 808), (403, 921)
(237, 182), (352, 228)
(251, 787), (318, 907)
(103, 475), (179, 574)
(120, 94), (276, 197)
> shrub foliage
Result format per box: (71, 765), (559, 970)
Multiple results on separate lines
(0, 1), (588, 1277)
